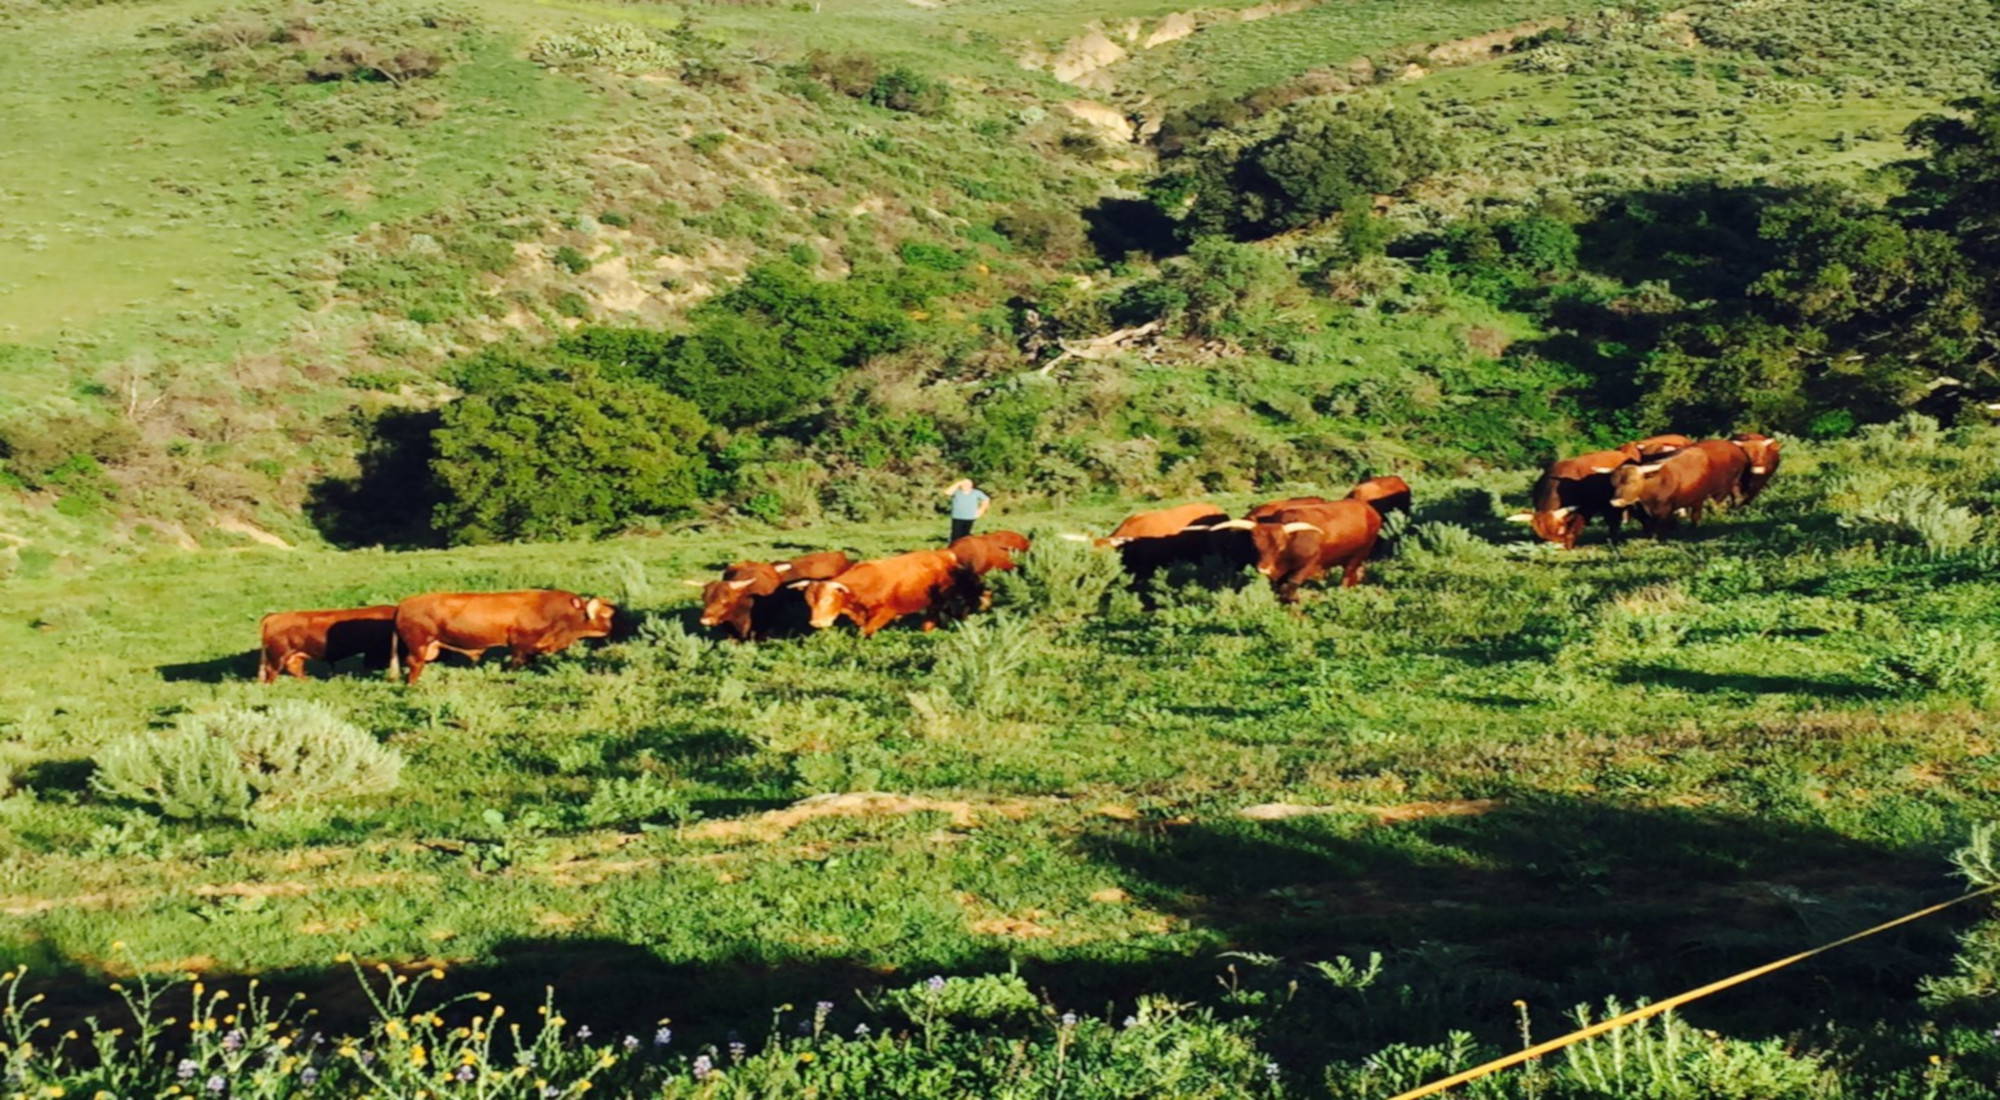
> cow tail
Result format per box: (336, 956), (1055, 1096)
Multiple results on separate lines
(387, 623), (402, 681)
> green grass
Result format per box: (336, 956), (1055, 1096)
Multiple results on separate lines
(4, 426), (1998, 1060)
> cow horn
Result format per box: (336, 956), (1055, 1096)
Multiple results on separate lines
(773, 562), (793, 573)
(1505, 512), (1534, 523)
(1280, 521), (1319, 534)
(1608, 497), (1633, 508)
(1590, 465), (1616, 474)
(1637, 462), (1665, 473)
(1551, 506), (1577, 519)
(727, 578), (755, 590)
(1750, 465), (1768, 474)
(1211, 519), (1255, 531)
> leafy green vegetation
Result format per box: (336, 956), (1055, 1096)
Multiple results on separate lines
(8, 0), (2000, 1093)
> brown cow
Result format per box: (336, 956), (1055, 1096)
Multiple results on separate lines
(1107, 503), (1227, 542)
(803, 550), (969, 637)
(1243, 496), (1331, 522)
(948, 531), (1031, 576)
(1731, 432), (1782, 503)
(258, 605), (397, 683)
(1250, 500), (1382, 602)
(1511, 449), (1634, 549)
(391, 589), (616, 684)
(1346, 475), (1412, 516)
(1621, 434), (1696, 462)
(1607, 446), (1722, 534)
(701, 552), (854, 641)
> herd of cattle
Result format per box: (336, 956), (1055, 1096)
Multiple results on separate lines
(256, 433), (1780, 682)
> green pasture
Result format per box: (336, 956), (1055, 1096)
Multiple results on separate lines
(4, 426), (1998, 1056)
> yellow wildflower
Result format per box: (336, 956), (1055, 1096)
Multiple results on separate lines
(410, 1044), (428, 1068)
(429, 968), (445, 981)
(335, 953), (354, 963)
(800, 1052), (816, 1063)
(473, 993), (491, 1002)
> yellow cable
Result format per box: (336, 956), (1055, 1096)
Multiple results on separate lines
(1385, 883), (2000, 1100)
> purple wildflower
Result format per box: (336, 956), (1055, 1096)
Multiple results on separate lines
(622, 1035), (641, 1052)
(177, 1059), (198, 1081)
(206, 1074), (227, 1094)
(1060, 1012), (1078, 1028)
(222, 1028), (245, 1052)
(654, 1026), (673, 1048)
(542, 1087), (560, 1099)
(853, 1023), (870, 1037)
(925, 975), (945, 993)
(299, 1067), (319, 1086)
(1121, 1016), (1138, 1030)
(1265, 1060), (1281, 1080)
(815, 1000), (834, 1017)
(576, 1025), (592, 1041)
(729, 1040), (746, 1061)
(517, 1052), (537, 1069)
(692, 1054), (713, 1081)
(456, 1065), (476, 1083)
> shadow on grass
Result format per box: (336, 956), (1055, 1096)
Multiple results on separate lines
(5, 798), (1971, 1072)
(1615, 665), (1882, 699)
(157, 649), (260, 683)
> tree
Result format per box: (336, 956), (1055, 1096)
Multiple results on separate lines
(564, 263), (913, 428)
(430, 363), (710, 544)
(1178, 97), (1452, 240)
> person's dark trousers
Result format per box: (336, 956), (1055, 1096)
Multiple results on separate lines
(950, 518), (975, 542)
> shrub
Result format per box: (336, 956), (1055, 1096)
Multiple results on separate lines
(92, 702), (402, 821)
(1180, 97), (1452, 240)
(1844, 484), (1986, 553)
(866, 66), (946, 115)
(924, 614), (1040, 715)
(0, 412), (138, 489)
(882, 972), (1042, 1032)
(1865, 628), (2000, 701)
(581, 775), (693, 829)
(552, 245), (593, 274)
(564, 263), (913, 428)
(989, 532), (1125, 623)
(530, 23), (678, 72)
(430, 361), (711, 544)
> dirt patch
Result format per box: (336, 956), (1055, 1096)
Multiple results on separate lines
(1238, 798), (1503, 824)
(687, 791), (1044, 843)
(1463, 325), (1513, 357)
(1143, 11), (1197, 47)
(1239, 802), (1347, 821)
(1425, 20), (1562, 66)
(1061, 99), (1136, 143)
(214, 516), (290, 549)
(1372, 799), (1502, 825)
(1088, 887), (1130, 904)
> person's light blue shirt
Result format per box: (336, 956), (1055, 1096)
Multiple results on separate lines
(950, 488), (989, 520)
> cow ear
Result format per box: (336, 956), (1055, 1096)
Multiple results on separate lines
(571, 596), (583, 609)
(585, 597), (603, 619)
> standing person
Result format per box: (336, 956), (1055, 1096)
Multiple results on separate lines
(945, 478), (990, 542)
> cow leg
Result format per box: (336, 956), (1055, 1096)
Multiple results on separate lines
(284, 652), (311, 680)
(404, 639), (439, 685)
(860, 607), (898, 637)
(1605, 510), (1623, 546)
(1688, 501), (1705, 527)
(1341, 559), (1366, 588)
(258, 648), (280, 684)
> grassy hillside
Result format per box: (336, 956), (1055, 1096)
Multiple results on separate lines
(4, 0), (1996, 571)
(4, 422), (2000, 1095)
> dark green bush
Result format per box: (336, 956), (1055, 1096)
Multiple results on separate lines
(866, 66), (946, 115)
(564, 263), (913, 427)
(430, 360), (711, 544)
(0, 412), (137, 489)
(1179, 97), (1452, 240)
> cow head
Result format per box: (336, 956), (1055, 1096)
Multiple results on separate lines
(1731, 432), (1781, 475)
(572, 595), (617, 636)
(1526, 507), (1583, 547)
(1250, 521), (1322, 578)
(698, 579), (756, 629)
(1607, 462), (1666, 509)
(802, 580), (853, 630)
(985, 530), (1032, 553)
